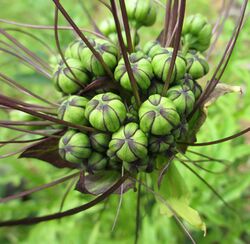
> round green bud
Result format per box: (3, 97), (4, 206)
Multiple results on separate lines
(49, 55), (60, 69)
(99, 18), (117, 36)
(109, 122), (148, 163)
(65, 39), (94, 60)
(53, 58), (90, 94)
(114, 51), (154, 91)
(123, 158), (151, 173)
(172, 120), (189, 140)
(9, 110), (38, 130)
(85, 92), (127, 132)
(87, 152), (108, 172)
(143, 41), (166, 59)
(152, 48), (187, 83)
(146, 79), (164, 96)
(107, 149), (122, 164)
(58, 96), (89, 125)
(80, 38), (118, 77)
(126, 0), (157, 27)
(192, 80), (202, 99)
(149, 134), (175, 153)
(176, 74), (202, 99)
(182, 14), (212, 52)
(139, 94), (180, 135)
(59, 130), (91, 164)
(166, 85), (195, 116)
(90, 132), (111, 153)
(107, 152), (124, 171)
(109, 30), (140, 48)
(186, 51), (209, 79)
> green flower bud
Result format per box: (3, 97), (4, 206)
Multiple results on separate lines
(123, 158), (149, 173)
(114, 51), (153, 91)
(147, 80), (164, 96)
(65, 39), (94, 60)
(172, 120), (189, 140)
(99, 18), (117, 36)
(107, 149), (122, 163)
(152, 48), (187, 83)
(127, 105), (139, 123)
(166, 85), (195, 115)
(182, 14), (212, 52)
(90, 132), (111, 152)
(143, 41), (166, 59)
(87, 152), (108, 172)
(59, 130), (91, 164)
(149, 134), (175, 153)
(126, 0), (157, 27)
(53, 58), (90, 94)
(176, 74), (202, 99)
(58, 96), (89, 125)
(85, 92), (127, 132)
(186, 51), (209, 79)
(80, 38), (118, 77)
(109, 30), (140, 48)
(49, 55), (60, 69)
(109, 122), (148, 163)
(9, 110), (38, 130)
(139, 94), (180, 135)
(192, 81), (202, 99)
(108, 158), (122, 171)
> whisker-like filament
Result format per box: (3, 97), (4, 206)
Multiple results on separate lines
(110, 0), (141, 106)
(187, 149), (231, 164)
(54, 6), (85, 89)
(0, 171), (81, 204)
(0, 123), (61, 138)
(0, 173), (129, 227)
(179, 159), (237, 213)
(5, 28), (57, 56)
(162, 0), (185, 94)
(207, 0), (233, 59)
(0, 28), (51, 72)
(78, 0), (102, 34)
(0, 19), (107, 39)
(0, 72), (58, 106)
(0, 94), (94, 132)
(190, 0), (248, 118)
(162, 0), (172, 46)
(52, 0), (115, 80)
(59, 176), (78, 212)
(119, 0), (133, 53)
(130, 176), (197, 244)
(134, 175), (142, 244)
(0, 47), (52, 79)
(178, 127), (250, 146)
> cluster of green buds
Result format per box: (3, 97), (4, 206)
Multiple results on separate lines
(51, 0), (212, 175)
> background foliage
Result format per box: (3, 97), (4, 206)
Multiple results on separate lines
(0, 0), (249, 243)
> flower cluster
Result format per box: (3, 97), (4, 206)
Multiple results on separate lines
(52, 1), (211, 174)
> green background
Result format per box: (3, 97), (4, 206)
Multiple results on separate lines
(0, 0), (250, 243)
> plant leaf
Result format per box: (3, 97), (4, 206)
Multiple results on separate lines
(75, 171), (134, 195)
(160, 198), (206, 235)
(180, 83), (242, 152)
(155, 163), (206, 234)
(204, 83), (242, 108)
(19, 136), (79, 169)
